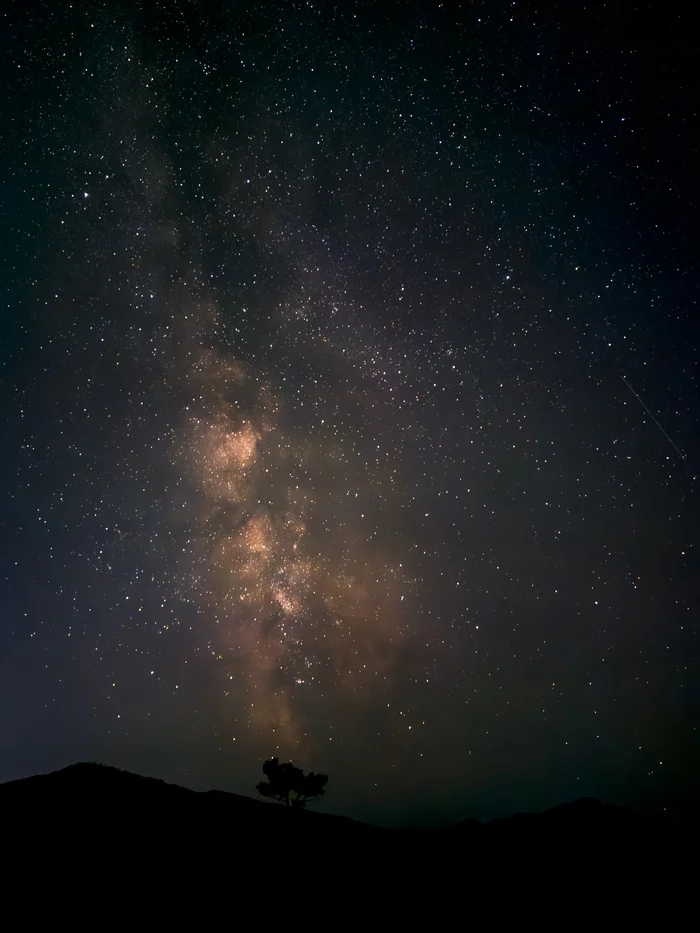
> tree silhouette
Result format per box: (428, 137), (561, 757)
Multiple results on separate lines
(256, 757), (328, 808)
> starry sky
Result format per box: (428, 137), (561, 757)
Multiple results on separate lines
(1, 0), (698, 827)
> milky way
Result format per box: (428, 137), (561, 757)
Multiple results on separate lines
(1, 1), (697, 826)
(177, 325), (414, 740)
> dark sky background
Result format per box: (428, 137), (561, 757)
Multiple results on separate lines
(1, 0), (698, 827)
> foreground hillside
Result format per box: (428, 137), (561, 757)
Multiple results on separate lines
(0, 761), (685, 846)
(1, 761), (693, 911)
(1, 761), (370, 836)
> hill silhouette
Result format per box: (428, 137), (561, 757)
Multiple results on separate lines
(0, 761), (686, 849)
(2, 761), (693, 912)
(0, 761), (371, 837)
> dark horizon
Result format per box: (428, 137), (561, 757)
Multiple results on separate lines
(2, 760), (696, 832)
(1, 0), (697, 830)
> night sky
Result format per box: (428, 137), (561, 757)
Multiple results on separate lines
(1, 0), (698, 827)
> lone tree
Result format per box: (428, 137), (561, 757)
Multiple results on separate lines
(256, 757), (328, 808)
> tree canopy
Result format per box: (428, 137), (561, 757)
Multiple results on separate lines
(256, 757), (328, 808)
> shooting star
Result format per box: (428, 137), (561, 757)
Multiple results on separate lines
(621, 375), (686, 461)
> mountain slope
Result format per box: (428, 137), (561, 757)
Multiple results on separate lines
(0, 761), (685, 849)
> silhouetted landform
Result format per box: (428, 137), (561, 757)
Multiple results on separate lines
(2, 763), (690, 914)
(0, 762), (368, 839)
(0, 763), (695, 888)
(1, 762), (687, 855)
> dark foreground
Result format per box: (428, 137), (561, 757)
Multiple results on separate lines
(1, 763), (691, 909)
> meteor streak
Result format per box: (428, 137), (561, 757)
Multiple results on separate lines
(621, 375), (685, 461)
